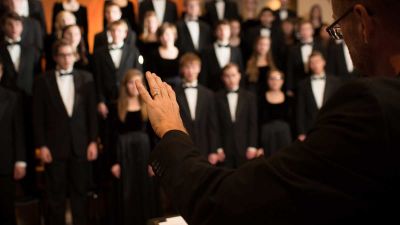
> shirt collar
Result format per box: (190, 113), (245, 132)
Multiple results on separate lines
(183, 80), (198, 88)
(5, 36), (22, 44)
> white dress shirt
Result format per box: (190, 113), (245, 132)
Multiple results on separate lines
(214, 42), (231, 68)
(311, 74), (326, 109)
(183, 80), (198, 120)
(152, 0), (166, 23)
(15, 0), (30, 17)
(279, 9), (288, 21)
(185, 19), (200, 50)
(5, 37), (22, 72)
(260, 27), (271, 38)
(56, 69), (75, 117)
(301, 43), (313, 73)
(109, 43), (124, 69)
(226, 87), (239, 122)
(215, 0), (225, 20)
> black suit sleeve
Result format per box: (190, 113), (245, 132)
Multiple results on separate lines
(150, 80), (386, 224)
(13, 93), (25, 162)
(296, 82), (306, 135)
(32, 77), (47, 148)
(247, 93), (258, 148)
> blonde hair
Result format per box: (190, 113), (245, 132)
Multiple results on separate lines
(156, 22), (178, 42)
(117, 69), (148, 122)
(54, 10), (77, 39)
(246, 36), (276, 82)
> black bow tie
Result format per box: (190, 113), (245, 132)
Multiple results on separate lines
(301, 42), (313, 46)
(109, 45), (123, 50)
(227, 89), (239, 94)
(217, 43), (229, 48)
(6, 41), (21, 46)
(311, 76), (326, 81)
(186, 18), (198, 22)
(60, 72), (73, 77)
(183, 84), (198, 89)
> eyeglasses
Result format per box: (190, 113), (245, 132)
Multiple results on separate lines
(326, 5), (373, 40)
(326, 6), (354, 40)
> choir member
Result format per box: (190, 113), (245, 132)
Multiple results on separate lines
(174, 53), (220, 164)
(94, 1), (136, 51)
(296, 51), (342, 141)
(200, 20), (243, 91)
(52, 0), (88, 42)
(203, 0), (241, 27)
(273, 0), (297, 25)
(12, 0), (46, 35)
(137, 11), (160, 73)
(240, 0), (260, 32)
(229, 19), (241, 48)
(104, 0), (137, 32)
(215, 63), (258, 168)
(139, 0), (177, 28)
(176, 0), (212, 55)
(0, 83), (26, 225)
(286, 20), (325, 96)
(33, 39), (98, 225)
(309, 4), (323, 38)
(148, 23), (180, 87)
(258, 70), (293, 157)
(62, 24), (91, 72)
(326, 40), (358, 79)
(110, 69), (157, 225)
(246, 36), (276, 96)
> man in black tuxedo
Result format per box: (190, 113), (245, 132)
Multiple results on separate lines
(200, 20), (243, 91)
(0, 12), (40, 199)
(215, 63), (258, 168)
(273, 0), (297, 25)
(139, 0), (177, 28)
(243, 7), (284, 63)
(33, 40), (98, 225)
(326, 39), (359, 79)
(174, 53), (220, 164)
(94, 19), (142, 120)
(176, 0), (212, 55)
(296, 51), (342, 141)
(134, 0), (400, 224)
(286, 20), (325, 95)
(0, 62), (26, 225)
(94, 1), (136, 52)
(203, 0), (241, 27)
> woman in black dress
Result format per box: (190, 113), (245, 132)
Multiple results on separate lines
(258, 70), (293, 157)
(110, 69), (157, 225)
(62, 24), (91, 72)
(149, 22), (180, 87)
(52, 0), (88, 43)
(246, 36), (276, 96)
(137, 11), (160, 73)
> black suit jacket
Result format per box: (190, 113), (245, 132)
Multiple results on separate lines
(32, 70), (98, 160)
(286, 41), (326, 91)
(0, 87), (25, 175)
(296, 75), (342, 135)
(176, 20), (212, 55)
(215, 89), (258, 165)
(200, 45), (244, 91)
(93, 44), (142, 103)
(139, 0), (177, 26)
(149, 77), (400, 225)
(28, 0), (46, 35)
(21, 17), (43, 51)
(93, 29), (137, 52)
(204, 0), (241, 26)
(0, 44), (40, 96)
(175, 85), (220, 156)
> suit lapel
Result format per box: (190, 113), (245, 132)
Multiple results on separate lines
(323, 76), (333, 103)
(176, 87), (191, 119)
(47, 72), (69, 117)
(1, 46), (18, 76)
(307, 78), (318, 110)
(18, 46), (27, 76)
(235, 90), (245, 122)
(104, 48), (117, 71)
(116, 45), (129, 81)
(195, 86), (204, 120)
(183, 23), (196, 50)
(72, 70), (81, 116)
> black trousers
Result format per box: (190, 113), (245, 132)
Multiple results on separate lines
(45, 158), (90, 225)
(0, 176), (16, 225)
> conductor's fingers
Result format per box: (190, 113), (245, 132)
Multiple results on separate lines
(165, 82), (177, 101)
(153, 73), (168, 98)
(135, 79), (153, 105)
(146, 71), (160, 97)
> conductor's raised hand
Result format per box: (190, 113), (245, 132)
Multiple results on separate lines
(136, 72), (187, 138)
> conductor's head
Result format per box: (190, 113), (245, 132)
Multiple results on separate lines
(329, 0), (400, 76)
